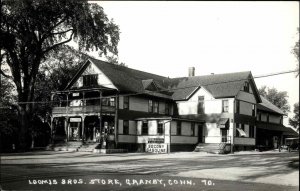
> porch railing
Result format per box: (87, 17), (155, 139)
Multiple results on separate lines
(52, 105), (115, 114)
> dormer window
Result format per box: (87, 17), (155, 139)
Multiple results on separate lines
(142, 79), (159, 91)
(83, 74), (98, 87)
(243, 81), (249, 92)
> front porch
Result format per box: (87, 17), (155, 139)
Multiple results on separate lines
(51, 114), (117, 149)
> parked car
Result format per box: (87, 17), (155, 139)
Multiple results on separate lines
(285, 138), (299, 152)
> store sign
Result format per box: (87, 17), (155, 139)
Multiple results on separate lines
(72, 92), (80, 97)
(146, 144), (167, 153)
(70, 118), (82, 122)
(148, 138), (164, 143)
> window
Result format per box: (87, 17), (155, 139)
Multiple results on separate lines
(236, 100), (240, 114)
(165, 102), (171, 115)
(197, 96), (205, 114)
(110, 97), (115, 107)
(153, 101), (159, 113)
(243, 81), (249, 92)
(249, 125), (255, 138)
(157, 122), (164, 135)
(235, 123), (240, 137)
(222, 100), (229, 113)
(259, 112), (261, 121)
(241, 124), (245, 131)
(101, 98), (109, 106)
(123, 96), (129, 109)
(280, 116), (283, 124)
(191, 122), (195, 136)
(149, 100), (158, 113)
(176, 121), (181, 135)
(252, 104), (256, 117)
(267, 114), (269, 122)
(83, 74), (98, 87)
(123, 120), (129, 135)
(148, 100), (153, 113)
(142, 122), (148, 135)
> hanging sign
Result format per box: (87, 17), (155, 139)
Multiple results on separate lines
(72, 92), (80, 97)
(70, 118), (82, 122)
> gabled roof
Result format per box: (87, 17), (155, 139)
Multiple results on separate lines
(257, 95), (285, 115)
(89, 58), (173, 98)
(170, 71), (261, 101)
(65, 58), (261, 102)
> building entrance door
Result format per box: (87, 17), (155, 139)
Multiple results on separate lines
(85, 123), (96, 142)
(198, 124), (204, 143)
(69, 121), (82, 141)
(221, 129), (228, 143)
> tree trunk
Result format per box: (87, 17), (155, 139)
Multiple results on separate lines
(18, 107), (31, 151)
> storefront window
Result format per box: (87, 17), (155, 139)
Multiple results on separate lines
(123, 120), (129, 135)
(157, 123), (164, 135)
(177, 121), (181, 135)
(191, 122), (195, 136)
(142, 122), (148, 135)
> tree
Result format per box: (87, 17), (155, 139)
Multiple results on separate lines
(289, 102), (299, 132)
(259, 86), (290, 114)
(0, 74), (16, 107)
(34, 45), (88, 120)
(106, 55), (127, 67)
(0, 0), (120, 150)
(292, 28), (299, 77)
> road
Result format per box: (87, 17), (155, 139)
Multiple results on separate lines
(0, 150), (299, 191)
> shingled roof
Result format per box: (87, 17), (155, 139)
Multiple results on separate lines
(89, 58), (173, 98)
(66, 58), (261, 101)
(169, 71), (255, 100)
(257, 95), (285, 115)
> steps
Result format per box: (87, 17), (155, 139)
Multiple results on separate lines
(47, 141), (83, 151)
(194, 143), (220, 154)
(194, 143), (231, 154)
(78, 142), (100, 152)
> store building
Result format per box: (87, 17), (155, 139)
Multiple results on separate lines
(50, 58), (297, 153)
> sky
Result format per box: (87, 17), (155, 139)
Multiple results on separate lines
(88, 1), (299, 127)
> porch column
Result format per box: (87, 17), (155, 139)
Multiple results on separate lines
(66, 92), (69, 109)
(98, 90), (102, 132)
(114, 93), (119, 147)
(65, 117), (69, 142)
(50, 116), (54, 144)
(81, 115), (86, 142)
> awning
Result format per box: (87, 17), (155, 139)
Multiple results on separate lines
(218, 118), (229, 129)
(236, 128), (246, 137)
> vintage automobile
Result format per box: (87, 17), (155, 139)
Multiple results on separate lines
(285, 138), (299, 152)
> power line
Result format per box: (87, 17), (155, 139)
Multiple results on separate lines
(253, 70), (298, 78)
(6, 69), (299, 105)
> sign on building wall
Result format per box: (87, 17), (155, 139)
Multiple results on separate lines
(148, 138), (164, 143)
(146, 143), (167, 153)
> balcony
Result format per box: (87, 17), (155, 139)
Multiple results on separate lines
(52, 105), (115, 115)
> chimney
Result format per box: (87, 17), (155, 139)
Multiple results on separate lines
(188, 67), (195, 77)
